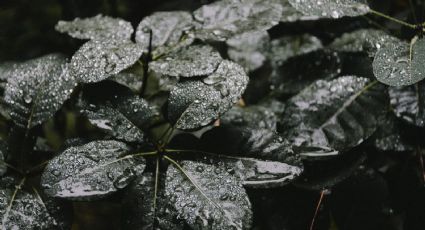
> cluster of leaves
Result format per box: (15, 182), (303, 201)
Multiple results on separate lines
(0, 0), (425, 229)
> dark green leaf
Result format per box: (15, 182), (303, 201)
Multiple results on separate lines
(193, 0), (283, 41)
(55, 14), (133, 40)
(70, 39), (143, 83)
(168, 60), (248, 130)
(4, 54), (76, 128)
(279, 76), (388, 151)
(288, 0), (370, 18)
(108, 72), (143, 93)
(372, 113), (413, 152)
(272, 0), (319, 22)
(135, 11), (193, 52)
(373, 37), (425, 86)
(150, 45), (222, 77)
(41, 140), (144, 200)
(389, 82), (425, 127)
(226, 31), (270, 72)
(165, 159), (252, 229)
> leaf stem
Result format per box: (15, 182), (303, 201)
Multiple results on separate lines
(309, 190), (326, 230)
(153, 157), (160, 215)
(4, 162), (24, 175)
(369, 9), (416, 29)
(140, 29), (153, 97)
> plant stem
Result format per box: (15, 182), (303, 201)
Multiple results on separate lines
(369, 9), (416, 29)
(309, 190), (326, 230)
(140, 29), (153, 97)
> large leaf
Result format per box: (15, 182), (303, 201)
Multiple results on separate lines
(220, 104), (279, 131)
(193, 0), (282, 41)
(0, 177), (60, 229)
(4, 54), (76, 128)
(82, 94), (160, 143)
(55, 14), (134, 40)
(135, 11), (193, 52)
(165, 159), (252, 229)
(373, 37), (425, 86)
(279, 76), (388, 151)
(41, 140), (144, 200)
(288, 0), (370, 19)
(70, 39), (143, 83)
(226, 31), (270, 72)
(168, 60), (248, 130)
(122, 172), (184, 230)
(150, 45), (222, 77)
(389, 82), (425, 127)
(329, 29), (400, 56)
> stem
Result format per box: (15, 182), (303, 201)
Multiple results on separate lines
(153, 157), (160, 213)
(369, 9), (416, 29)
(310, 190), (326, 230)
(4, 162), (24, 175)
(140, 29), (153, 97)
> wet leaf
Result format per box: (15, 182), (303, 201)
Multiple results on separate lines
(135, 11), (193, 51)
(4, 54), (76, 128)
(372, 114), (413, 152)
(272, 0), (319, 22)
(389, 82), (425, 127)
(109, 72), (143, 93)
(150, 45), (222, 77)
(279, 76), (388, 151)
(226, 31), (270, 72)
(0, 178), (57, 229)
(288, 0), (370, 19)
(193, 0), (283, 41)
(122, 172), (184, 230)
(373, 37), (425, 86)
(220, 104), (279, 130)
(41, 140), (144, 200)
(70, 39), (143, 83)
(55, 14), (133, 40)
(329, 29), (400, 57)
(165, 159), (252, 229)
(168, 60), (248, 130)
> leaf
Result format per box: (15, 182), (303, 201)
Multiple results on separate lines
(288, 0), (370, 19)
(41, 140), (145, 200)
(220, 104), (279, 131)
(55, 14), (134, 40)
(226, 31), (270, 72)
(329, 29), (400, 57)
(279, 76), (388, 151)
(270, 50), (341, 96)
(0, 177), (58, 229)
(82, 94), (160, 143)
(4, 54), (76, 128)
(122, 172), (184, 230)
(108, 72), (143, 93)
(150, 45), (222, 77)
(373, 37), (425, 86)
(272, 0), (320, 22)
(168, 60), (248, 130)
(0, 141), (6, 176)
(70, 39), (143, 83)
(165, 158), (252, 229)
(135, 11), (194, 51)
(389, 82), (425, 127)
(372, 113), (413, 152)
(193, 0), (283, 41)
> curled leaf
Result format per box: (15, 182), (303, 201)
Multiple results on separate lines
(70, 39), (143, 83)
(55, 14), (133, 40)
(193, 0), (283, 41)
(373, 37), (425, 86)
(168, 60), (248, 130)
(288, 0), (370, 19)
(41, 140), (144, 200)
(4, 54), (76, 128)
(150, 45), (222, 77)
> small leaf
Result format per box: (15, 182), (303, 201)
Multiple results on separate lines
(279, 76), (388, 151)
(373, 37), (425, 86)
(135, 11), (193, 51)
(70, 39), (143, 83)
(150, 45), (222, 77)
(168, 60), (248, 130)
(4, 54), (76, 128)
(122, 172), (184, 230)
(55, 14), (133, 40)
(288, 0), (370, 19)
(389, 82), (425, 127)
(226, 31), (270, 72)
(41, 140), (144, 200)
(108, 72), (143, 93)
(0, 177), (58, 229)
(329, 29), (400, 56)
(165, 159), (252, 229)
(193, 0), (283, 41)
